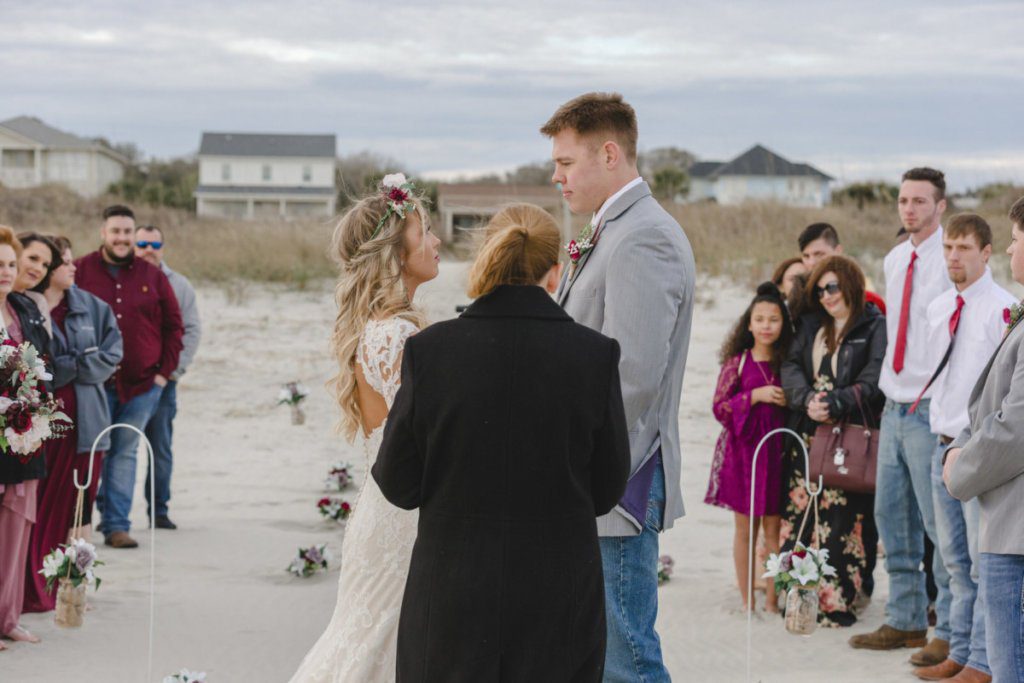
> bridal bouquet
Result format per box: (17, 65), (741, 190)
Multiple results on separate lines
(287, 544), (330, 578)
(0, 339), (70, 459)
(317, 497), (352, 523)
(324, 461), (354, 491)
(163, 670), (206, 683)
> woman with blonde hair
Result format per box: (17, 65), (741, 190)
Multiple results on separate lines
(372, 203), (630, 681)
(289, 174), (440, 682)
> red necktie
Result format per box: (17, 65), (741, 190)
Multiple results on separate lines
(892, 251), (918, 374)
(910, 294), (964, 413)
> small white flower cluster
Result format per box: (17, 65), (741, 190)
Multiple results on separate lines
(277, 382), (309, 407)
(762, 543), (837, 589)
(163, 669), (206, 683)
(381, 173), (408, 189)
(39, 538), (101, 588)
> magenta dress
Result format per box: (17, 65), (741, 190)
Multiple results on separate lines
(704, 350), (785, 516)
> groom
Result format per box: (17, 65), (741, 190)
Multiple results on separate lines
(543, 92), (695, 681)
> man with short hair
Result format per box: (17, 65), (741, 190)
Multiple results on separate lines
(913, 214), (1011, 682)
(851, 168), (953, 666)
(944, 196), (1024, 683)
(542, 92), (695, 682)
(75, 205), (184, 549)
(135, 225), (201, 531)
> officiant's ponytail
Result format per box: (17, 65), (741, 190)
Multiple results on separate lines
(467, 204), (560, 298)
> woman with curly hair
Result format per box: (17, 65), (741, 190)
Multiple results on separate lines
(705, 282), (793, 613)
(289, 174), (441, 683)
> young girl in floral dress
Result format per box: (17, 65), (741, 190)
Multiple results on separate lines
(705, 283), (793, 613)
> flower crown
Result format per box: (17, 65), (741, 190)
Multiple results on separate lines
(371, 173), (417, 238)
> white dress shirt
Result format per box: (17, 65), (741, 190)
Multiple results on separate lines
(593, 176), (644, 227)
(879, 227), (953, 402)
(927, 269), (1017, 438)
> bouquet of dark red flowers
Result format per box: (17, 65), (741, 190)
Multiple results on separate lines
(0, 339), (69, 461)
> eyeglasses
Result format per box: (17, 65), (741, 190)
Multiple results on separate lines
(815, 282), (842, 298)
(136, 241), (163, 250)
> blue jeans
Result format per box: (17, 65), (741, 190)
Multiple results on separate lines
(599, 461), (670, 683)
(932, 438), (989, 673)
(144, 379), (177, 518)
(874, 400), (951, 639)
(96, 383), (165, 535)
(980, 553), (1024, 681)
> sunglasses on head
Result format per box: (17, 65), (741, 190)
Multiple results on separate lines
(815, 282), (842, 298)
(136, 240), (163, 250)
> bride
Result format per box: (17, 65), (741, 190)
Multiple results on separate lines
(289, 174), (441, 682)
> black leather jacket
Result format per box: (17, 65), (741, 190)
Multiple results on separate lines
(781, 304), (887, 428)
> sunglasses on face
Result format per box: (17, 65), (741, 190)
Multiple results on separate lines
(815, 282), (842, 298)
(136, 241), (163, 249)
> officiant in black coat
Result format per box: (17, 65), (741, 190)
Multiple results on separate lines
(373, 204), (630, 683)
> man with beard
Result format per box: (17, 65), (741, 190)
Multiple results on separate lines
(75, 205), (183, 548)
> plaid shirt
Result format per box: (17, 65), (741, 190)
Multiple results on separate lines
(74, 250), (183, 403)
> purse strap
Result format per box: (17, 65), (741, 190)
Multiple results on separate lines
(850, 384), (875, 430)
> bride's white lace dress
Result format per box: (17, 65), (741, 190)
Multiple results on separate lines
(289, 317), (419, 683)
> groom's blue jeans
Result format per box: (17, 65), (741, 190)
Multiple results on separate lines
(599, 460), (670, 683)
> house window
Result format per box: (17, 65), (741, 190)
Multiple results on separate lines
(2, 149), (34, 168)
(262, 164), (272, 181)
(221, 164), (231, 181)
(302, 165), (312, 183)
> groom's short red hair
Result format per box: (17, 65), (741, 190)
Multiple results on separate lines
(540, 92), (638, 163)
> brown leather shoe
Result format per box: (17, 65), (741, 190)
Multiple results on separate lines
(941, 666), (992, 682)
(910, 638), (950, 666)
(913, 658), (963, 680)
(849, 624), (928, 650)
(104, 531), (138, 549)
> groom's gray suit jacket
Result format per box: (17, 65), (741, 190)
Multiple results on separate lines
(556, 181), (695, 537)
(946, 315), (1024, 555)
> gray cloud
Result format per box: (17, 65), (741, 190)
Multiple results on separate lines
(3, 0), (1022, 189)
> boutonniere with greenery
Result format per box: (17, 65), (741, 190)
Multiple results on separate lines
(1004, 302), (1024, 334)
(565, 222), (596, 264)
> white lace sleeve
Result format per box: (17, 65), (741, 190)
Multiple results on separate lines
(357, 317), (418, 408)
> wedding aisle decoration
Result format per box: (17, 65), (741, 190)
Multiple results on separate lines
(287, 544), (331, 578)
(762, 543), (837, 635)
(0, 338), (70, 456)
(277, 381), (309, 425)
(40, 538), (103, 627)
(163, 669), (206, 683)
(657, 555), (674, 585)
(317, 496), (353, 523)
(323, 461), (354, 491)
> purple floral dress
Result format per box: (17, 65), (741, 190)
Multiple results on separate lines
(704, 350), (785, 516)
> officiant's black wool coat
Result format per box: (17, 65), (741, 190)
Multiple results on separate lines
(373, 284), (630, 683)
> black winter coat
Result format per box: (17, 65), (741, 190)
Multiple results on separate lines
(781, 304), (887, 428)
(372, 285), (630, 683)
(0, 292), (54, 484)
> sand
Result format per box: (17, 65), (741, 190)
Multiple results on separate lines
(5, 261), (923, 682)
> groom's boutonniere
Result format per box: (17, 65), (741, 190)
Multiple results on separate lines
(1003, 302), (1024, 336)
(565, 222), (596, 269)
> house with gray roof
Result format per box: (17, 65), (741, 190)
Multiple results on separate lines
(0, 116), (129, 197)
(194, 132), (336, 219)
(688, 144), (833, 207)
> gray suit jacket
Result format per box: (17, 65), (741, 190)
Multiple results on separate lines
(947, 315), (1024, 554)
(556, 181), (695, 536)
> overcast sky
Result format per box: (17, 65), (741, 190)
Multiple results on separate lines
(4, 1), (1023, 189)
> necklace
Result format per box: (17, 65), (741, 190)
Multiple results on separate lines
(749, 349), (776, 386)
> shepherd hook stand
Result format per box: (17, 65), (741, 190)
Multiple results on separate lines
(746, 428), (821, 683)
(74, 423), (157, 682)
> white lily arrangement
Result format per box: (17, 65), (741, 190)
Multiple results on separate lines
(762, 542), (836, 592)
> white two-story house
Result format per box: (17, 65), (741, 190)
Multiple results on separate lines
(194, 132), (337, 219)
(0, 116), (128, 197)
(688, 144), (833, 207)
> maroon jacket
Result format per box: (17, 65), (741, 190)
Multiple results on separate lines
(74, 251), (184, 403)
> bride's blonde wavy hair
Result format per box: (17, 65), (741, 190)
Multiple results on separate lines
(328, 191), (429, 441)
